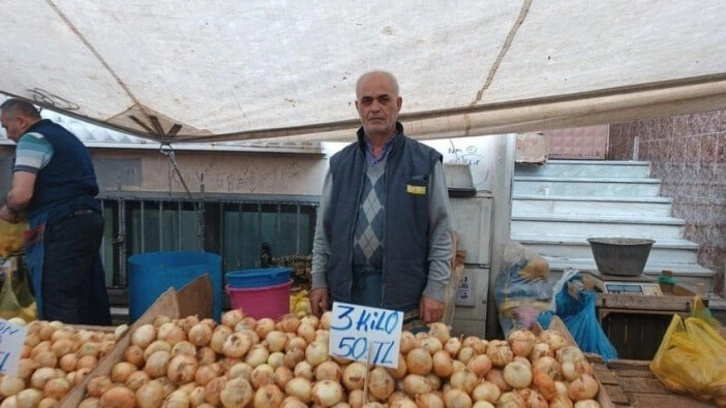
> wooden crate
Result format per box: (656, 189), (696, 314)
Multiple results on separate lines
(595, 282), (701, 360)
(59, 275), (214, 407)
(593, 359), (716, 408)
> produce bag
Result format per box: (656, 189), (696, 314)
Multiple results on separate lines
(539, 270), (618, 361)
(0, 218), (27, 259)
(0, 266), (23, 320)
(11, 261), (37, 322)
(494, 241), (552, 335)
(650, 297), (726, 406)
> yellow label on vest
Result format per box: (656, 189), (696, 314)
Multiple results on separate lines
(406, 185), (427, 195)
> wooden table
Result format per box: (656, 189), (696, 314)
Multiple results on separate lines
(593, 359), (715, 407)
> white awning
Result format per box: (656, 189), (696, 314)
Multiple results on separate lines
(2, 1), (725, 143)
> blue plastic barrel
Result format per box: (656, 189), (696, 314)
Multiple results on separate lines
(127, 251), (222, 323)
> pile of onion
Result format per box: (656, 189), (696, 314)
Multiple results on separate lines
(58, 311), (602, 408)
(0, 320), (123, 407)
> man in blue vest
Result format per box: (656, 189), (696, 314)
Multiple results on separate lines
(310, 71), (452, 325)
(0, 99), (111, 325)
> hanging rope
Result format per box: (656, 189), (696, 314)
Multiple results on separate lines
(159, 143), (208, 250)
(159, 143), (194, 200)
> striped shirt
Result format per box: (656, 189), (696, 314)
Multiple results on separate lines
(13, 132), (53, 173)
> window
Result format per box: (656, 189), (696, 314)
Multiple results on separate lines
(100, 197), (317, 290)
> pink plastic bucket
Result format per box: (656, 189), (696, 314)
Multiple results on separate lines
(226, 279), (291, 320)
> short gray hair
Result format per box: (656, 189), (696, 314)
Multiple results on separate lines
(356, 71), (400, 98)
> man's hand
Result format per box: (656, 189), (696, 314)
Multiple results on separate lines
(0, 205), (18, 224)
(420, 296), (445, 324)
(310, 287), (330, 318)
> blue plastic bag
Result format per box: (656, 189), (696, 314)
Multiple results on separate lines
(538, 272), (618, 361)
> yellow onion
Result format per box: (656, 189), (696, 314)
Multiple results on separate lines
(368, 367), (395, 401)
(221, 309), (244, 328)
(265, 331), (288, 352)
(416, 392), (444, 408)
(387, 354), (407, 380)
(284, 377), (312, 404)
(450, 368), (478, 394)
(124, 370), (150, 392)
(432, 350), (453, 378)
(443, 388), (472, 408)
(253, 383), (285, 407)
(507, 329), (536, 357)
(250, 364), (275, 389)
(110, 361), (138, 384)
(402, 374), (434, 396)
(503, 361), (532, 389)
(405, 348), (433, 375)
(220, 377), (253, 408)
(342, 362), (367, 390)
(99, 386), (135, 408)
(274, 365), (294, 389)
(315, 361), (342, 382)
(472, 381), (501, 403)
(131, 324), (156, 349)
(167, 354), (198, 384)
(311, 379), (344, 407)
(568, 374), (599, 401)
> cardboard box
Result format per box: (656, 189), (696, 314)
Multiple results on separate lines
(515, 132), (551, 164)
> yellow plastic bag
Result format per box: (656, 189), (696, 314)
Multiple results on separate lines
(0, 219), (28, 259)
(11, 261), (37, 322)
(0, 267), (23, 320)
(650, 297), (726, 405)
(691, 295), (722, 329)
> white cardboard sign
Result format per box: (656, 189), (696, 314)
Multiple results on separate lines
(328, 302), (403, 368)
(0, 319), (26, 376)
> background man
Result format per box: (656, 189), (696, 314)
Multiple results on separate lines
(0, 98), (111, 325)
(310, 71), (452, 325)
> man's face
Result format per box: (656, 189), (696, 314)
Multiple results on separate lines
(0, 111), (26, 142)
(355, 73), (402, 139)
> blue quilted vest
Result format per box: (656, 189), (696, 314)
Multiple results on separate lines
(25, 120), (100, 223)
(324, 123), (442, 309)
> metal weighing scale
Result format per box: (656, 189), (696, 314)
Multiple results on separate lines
(582, 269), (663, 296)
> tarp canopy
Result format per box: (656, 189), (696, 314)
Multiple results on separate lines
(2, 1), (726, 144)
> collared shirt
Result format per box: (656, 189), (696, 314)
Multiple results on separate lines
(13, 132), (54, 174)
(364, 136), (395, 165)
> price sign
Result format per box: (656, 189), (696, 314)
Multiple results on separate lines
(328, 302), (403, 369)
(0, 319), (26, 376)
